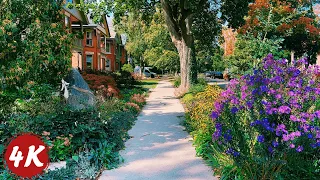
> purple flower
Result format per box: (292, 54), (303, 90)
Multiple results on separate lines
(278, 106), (291, 114)
(290, 115), (298, 122)
(212, 123), (223, 140)
(268, 146), (274, 153)
(275, 94), (282, 99)
(214, 102), (224, 112)
(257, 135), (265, 143)
(293, 69), (301, 77)
(289, 144), (295, 148)
(211, 111), (219, 120)
(296, 145), (303, 152)
(260, 85), (268, 93)
(231, 107), (238, 114)
(224, 133), (232, 142)
(276, 124), (287, 136)
(283, 134), (290, 142)
(272, 141), (279, 147)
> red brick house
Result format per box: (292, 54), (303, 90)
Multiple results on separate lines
(76, 14), (111, 71)
(106, 17), (128, 71)
(64, 1), (127, 72)
(63, 0), (89, 70)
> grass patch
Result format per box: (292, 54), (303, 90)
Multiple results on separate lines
(138, 79), (159, 90)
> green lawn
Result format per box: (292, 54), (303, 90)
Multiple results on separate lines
(138, 79), (159, 90)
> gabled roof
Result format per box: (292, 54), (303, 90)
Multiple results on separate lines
(107, 16), (116, 38)
(106, 16), (127, 45)
(79, 12), (110, 36)
(63, 0), (89, 24)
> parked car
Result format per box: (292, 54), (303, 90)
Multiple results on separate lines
(214, 71), (223, 79)
(144, 68), (157, 78)
(204, 71), (223, 79)
(205, 71), (215, 78)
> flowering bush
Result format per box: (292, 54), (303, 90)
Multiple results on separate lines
(130, 94), (146, 105)
(82, 73), (120, 98)
(125, 102), (141, 114)
(211, 54), (320, 179)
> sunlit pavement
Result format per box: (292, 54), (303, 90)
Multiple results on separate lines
(99, 80), (217, 180)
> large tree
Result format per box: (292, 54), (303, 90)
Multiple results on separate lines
(113, 0), (220, 91)
(0, 0), (73, 91)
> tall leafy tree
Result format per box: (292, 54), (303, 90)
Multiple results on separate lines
(113, 0), (220, 91)
(0, 0), (73, 91)
(143, 10), (180, 73)
(116, 13), (148, 68)
(220, 0), (253, 28)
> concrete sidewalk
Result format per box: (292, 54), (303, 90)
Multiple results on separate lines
(99, 80), (216, 180)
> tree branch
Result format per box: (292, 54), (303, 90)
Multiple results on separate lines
(161, 0), (181, 41)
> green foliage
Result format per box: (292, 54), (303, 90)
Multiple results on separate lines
(225, 34), (289, 76)
(211, 49), (226, 72)
(112, 71), (136, 88)
(173, 77), (181, 88)
(90, 142), (122, 170)
(48, 135), (73, 162)
(121, 64), (134, 73)
(183, 85), (223, 133)
(0, 0), (73, 91)
(238, 0), (320, 63)
(73, 152), (99, 179)
(220, 0), (252, 28)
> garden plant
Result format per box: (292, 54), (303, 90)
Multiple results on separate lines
(211, 54), (320, 179)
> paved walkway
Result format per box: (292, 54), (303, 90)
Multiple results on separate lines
(100, 80), (216, 180)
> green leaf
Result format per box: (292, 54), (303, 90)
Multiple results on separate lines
(72, 155), (79, 163)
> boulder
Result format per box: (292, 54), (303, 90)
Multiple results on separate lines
(64, 68), (96, 110)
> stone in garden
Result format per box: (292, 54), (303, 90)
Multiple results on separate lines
(64, 68), (96, 110)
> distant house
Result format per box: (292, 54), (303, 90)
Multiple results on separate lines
(106, 17), (128, 71)
(63, 0), (89, 70)
(63, 2), (127, 72)
(76, 14), (111, 71)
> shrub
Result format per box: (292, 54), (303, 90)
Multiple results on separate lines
(174, 77), (181, 87)
(130, 94), (146, 106)
(121, 64), (134, 73)
(82, 73), (120, 98)
(188, 84), (206, 94)
(112, 71), (136, 88)
(184, 85), (222, 133)
(211, 54), (320, 179)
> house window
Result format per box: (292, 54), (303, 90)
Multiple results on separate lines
(106, 59), (110, 70)
(86, 55), (93, 69)
(106, 42), (111, 53)
(65, 16), (70, 27)
(86, 32), (93, 46)
(100, 35), (105, 49)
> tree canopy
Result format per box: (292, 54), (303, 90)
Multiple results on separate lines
(0, 0), (73, 91)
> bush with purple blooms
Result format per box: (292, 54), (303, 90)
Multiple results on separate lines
(211, 54), (320, 179)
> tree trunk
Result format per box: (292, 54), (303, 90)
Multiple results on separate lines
(160, 0), (198, 92)
(174, 38), (197, 90)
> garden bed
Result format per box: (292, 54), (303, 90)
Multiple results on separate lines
(181, 55), (320, 179)
(0, 72), (157, 179)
